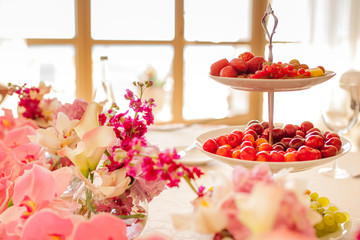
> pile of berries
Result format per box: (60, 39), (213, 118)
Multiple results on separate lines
(202, 120), (342, 162)
(252, 62), (310, 79)
(210, 51), (325, 79)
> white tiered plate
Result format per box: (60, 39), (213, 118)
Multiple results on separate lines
(209, 71), (335, 92)
(195, 125), (351, 173)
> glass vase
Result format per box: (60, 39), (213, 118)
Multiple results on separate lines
(73, 180), (148, 239)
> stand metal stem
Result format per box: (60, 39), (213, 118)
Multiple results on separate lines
(268, 91), (274, 145)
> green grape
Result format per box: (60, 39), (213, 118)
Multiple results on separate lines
(343, 211), (350, 222)
(310, 192), (319, 201)
(324, 223), (338, 233)
(323, 210), (334, 216)
(328, 205), (338, 212)
(317, 197), (330, 207)
(317, 207), (325, 214)
(310, 201), (318, 210)
(314, 220), (325, 230)
(323, 214), (335, 226)
(334, 211), (346, 223)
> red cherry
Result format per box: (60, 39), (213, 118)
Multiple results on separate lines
(305, 135), (324, 149)
(227, 133), (241, 148)
(300, 121), (314, 133)
(320, 145), (338, 158)
(239, 146), (256, 160)
(202, 138), (218, 153)
(325, 137), (342, 151)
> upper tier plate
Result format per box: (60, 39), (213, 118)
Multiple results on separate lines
(195, 125), (351, 173)
(209, 71), (335, 92)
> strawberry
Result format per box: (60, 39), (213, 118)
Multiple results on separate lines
(220, 66), (238, 77)
(229, 58), (248, 74)
(246, 56), (266, 74)
(238, 52), (254, 62)
(210, 58), (229, 76)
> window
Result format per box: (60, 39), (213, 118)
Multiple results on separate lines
(0, 0), (270, 124)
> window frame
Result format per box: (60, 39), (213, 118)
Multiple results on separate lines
(26, 0), (268, 125)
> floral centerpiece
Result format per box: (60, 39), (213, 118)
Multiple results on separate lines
(0, 80), (203, 239)
(172, 164), (323, 240)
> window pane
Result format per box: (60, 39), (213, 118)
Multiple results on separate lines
(91, 0), (174, 40)
(270, 0), (310, 42)
(183, 45), (250, 120)
(27, 46), (76, 102)
(92, 45), (174, 122)
(184, 0), (251, 42)
(0, 0), (75, 38)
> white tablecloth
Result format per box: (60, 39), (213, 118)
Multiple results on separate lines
(141, 124), (360, 239)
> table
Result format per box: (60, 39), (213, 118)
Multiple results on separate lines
(141, 124), (360, 239)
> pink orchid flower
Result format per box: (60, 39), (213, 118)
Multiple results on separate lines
(21, 210), (74, 240)
(71, 213), (127, 240)
(0, 175), (13, 214)
(29, 112), (80, 154)
(0, 165), (73, 227)
(58, 102), (117, 177)
(3, 125), (36, 148)
(0, 109), (37, 139)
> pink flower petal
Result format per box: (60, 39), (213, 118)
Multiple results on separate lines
(3, 126), (36, 148)
(75, 102), (101, 139)
(12, 165), (56, 209)
(71, 214), (127, 240)
(21, 210), (74, 240)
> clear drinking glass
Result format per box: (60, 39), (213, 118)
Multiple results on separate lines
(319, 82), (359, 179)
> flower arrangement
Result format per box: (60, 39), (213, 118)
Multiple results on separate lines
(0, 80), (203, 239)
(171, 164), (323, 240)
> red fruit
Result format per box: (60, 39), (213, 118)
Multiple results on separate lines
(227, 133), (241, 148)
(202, 138), (218, 153)
(295, 130), (305, 138)
(270, 151), (285, 162)
(231, 149), (241, 159)
(272, 128), (284, 142)
(321, 145), (338, 158)
(297, 146), (321, 161)
(244, 129), (258, 140)
(229, 58), (248, 74)
(260, 128), (269, 141)
(239, 146), (256, 160)
(280, 137), (292, 148)
(220, 65), (238, 77)
(325, 132), (340, 141)
(260, 121), (269, 129)
(272, 144), (285, 152)
(289, 137), (305, 150)
(246, 56), (266, 74)
(254, 138), (268, 148)
(283, 124), (296, 138)
(258, 142), (272, 152)
(240, 140), (253, 149)
(215, 145), (232, 158)
(242, 133), (256, 144)
(306, 127), (321, 135)
(238, 52), (254, 62)
(247, 123), (264, 135)
(210, 58), (229, 76)
(247, 119), (260, 126)
(325, 137), (342, 151)
(286, 147), (297, 153)
(300, 121), (314, 133)
(284, 151), (298, 162)
(255, 151), (271, 162)
(305, 135), (324, 149)
(231, 129), (245, 140)
(215, 135), (228, 146)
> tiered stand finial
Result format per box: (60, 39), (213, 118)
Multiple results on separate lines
(261, 3), (278, 145)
